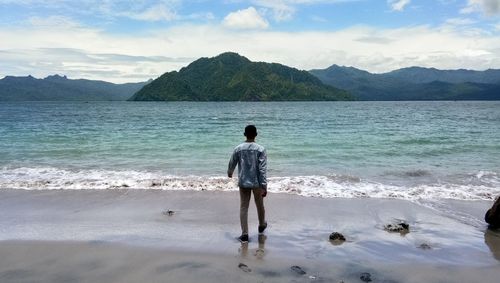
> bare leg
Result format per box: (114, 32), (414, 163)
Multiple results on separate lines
(252, 188), (266, 226)
(239, 188), (251, 235)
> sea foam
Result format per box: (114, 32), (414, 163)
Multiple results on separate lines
(1, 167), (499, 201)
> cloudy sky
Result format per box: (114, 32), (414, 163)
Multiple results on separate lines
(1, 0), (500, 83)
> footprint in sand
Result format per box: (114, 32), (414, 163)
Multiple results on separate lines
(360, 272), (372, 282)
(238, 263), (251, 273)
(290, 265), (306, 275)
(254, 248), (265, 258)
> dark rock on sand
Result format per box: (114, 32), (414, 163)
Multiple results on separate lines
(151, 181), (162, 187)
(238, 263), (251, 273)
(162, 210), (175, 216)
(384, 221), (410, 234)
(485, 196), (500, 228)
(329, 232), (346, 243)
(291, 265), (306, 275)
(418, 243), (432, 250)
(360, 272), (372, 282)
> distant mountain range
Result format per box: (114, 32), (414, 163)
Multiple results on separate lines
(310, 65), (500, 100)
(2, 54), (500, 101)
(130, 52), (351, 101)
(0, 75), (149, 101)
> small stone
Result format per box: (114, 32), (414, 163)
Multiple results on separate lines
(384, 221), (410, 234)
(329, 232), (346, 242)
(238, 263), (251, 273)
(291, 265), (306, 275)
(418, 243), (432, 250)
(162, 210), (175, 216)
(360, 272), (372, 282)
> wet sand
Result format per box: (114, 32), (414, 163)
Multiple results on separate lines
(0, 189), (499, 282)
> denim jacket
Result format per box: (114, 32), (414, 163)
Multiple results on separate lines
(228, 142), (267, 189)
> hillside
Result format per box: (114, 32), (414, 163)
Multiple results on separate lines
(310, 65), (500, 100)
(0, 75), (149, 101)
(129, 53), (352, 101)
(385, 67), (500, 84)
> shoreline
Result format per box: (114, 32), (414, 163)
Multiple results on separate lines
(1, 167), (498, 202)
(1, 189), (499, 282)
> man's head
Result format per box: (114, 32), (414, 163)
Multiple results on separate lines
(244, 125), (258, 139)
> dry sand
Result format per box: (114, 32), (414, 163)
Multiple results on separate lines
(0, 189), (499, 282)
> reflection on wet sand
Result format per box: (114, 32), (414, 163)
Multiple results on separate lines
(239, 234), (267, 260)
(255, 234), (267, 259)
(484, 229), (500, 261)
(239, 242), (249, 258)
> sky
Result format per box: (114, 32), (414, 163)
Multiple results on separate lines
(1, 0), (500, 83)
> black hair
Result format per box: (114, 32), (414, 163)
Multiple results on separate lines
(244, 125), (258, 138)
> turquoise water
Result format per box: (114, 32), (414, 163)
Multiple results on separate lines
(0, 101), (499, 200)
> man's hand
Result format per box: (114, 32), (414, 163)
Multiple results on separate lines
(261, 185), (267, 197)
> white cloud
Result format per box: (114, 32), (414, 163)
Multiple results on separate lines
(461, 0), (500, 15)
(250, 0), (358, 22)
(2, 19), (500, 82)
(127, 3), (177, 21)
(0, 0), (356, 24)
(0, 0), (183, 22)
(253, 0), (296, 22)
(27, 16), (82, 28)
(388, 0), (411, 11)
(445, 17), (476, 25)
(183, 12), (215, 21)
(223, 7), (269, 29)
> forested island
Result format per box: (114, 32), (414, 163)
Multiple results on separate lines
(129, 52), (352, 101)
(311, 65), (500, 100)
(0, 75), (148, 101)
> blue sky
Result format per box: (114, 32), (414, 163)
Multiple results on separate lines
(1, 0), (500, 82)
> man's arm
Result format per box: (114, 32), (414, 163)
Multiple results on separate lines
(227, 148), (238, 178)
(258, 149), (267, 196)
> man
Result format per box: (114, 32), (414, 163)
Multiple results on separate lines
(228, 125), (267, 243)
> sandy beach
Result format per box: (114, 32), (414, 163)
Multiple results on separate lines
(1, 189), (499, 283)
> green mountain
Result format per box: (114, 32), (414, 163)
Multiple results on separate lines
(310, 65), (500, 100)
(0, 75), (149, 101)
(385, 67), (500, 84)
(129, 52), (352, 101)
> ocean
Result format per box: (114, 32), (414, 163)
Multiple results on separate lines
(0, 101), (499, 201)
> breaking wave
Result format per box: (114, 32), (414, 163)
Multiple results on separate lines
(0, 167), (499, 201)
